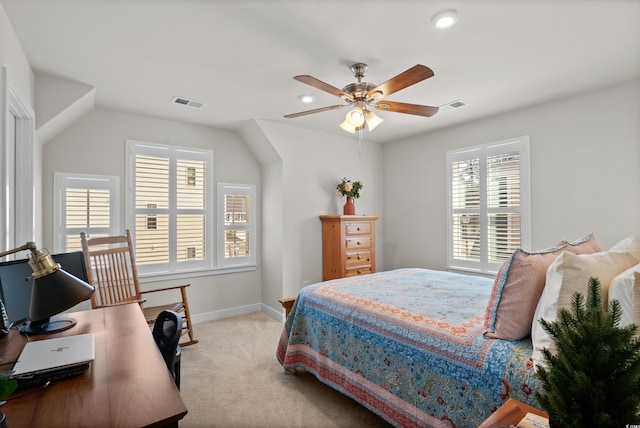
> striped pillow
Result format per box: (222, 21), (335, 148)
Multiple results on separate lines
(484, 234), (601, 340)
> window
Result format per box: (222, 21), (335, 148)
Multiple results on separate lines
(54, 173), (120, 252)
(217, 183), (256, 267)
(446, 136), (531, 274)
(127, 141), (213, 273)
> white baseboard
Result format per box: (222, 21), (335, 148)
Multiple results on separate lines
(191, 303), (284, 324)
(261, 303), (285, 322)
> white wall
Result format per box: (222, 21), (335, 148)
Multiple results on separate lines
(245, 120), (384, 316)
(0, 5), (33, 107)
(0, 3), (39, 251)
(41, 107), (263, 322)
(383, 79), (640, 271)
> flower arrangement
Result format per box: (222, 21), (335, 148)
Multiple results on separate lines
(336, 177), (363, 199)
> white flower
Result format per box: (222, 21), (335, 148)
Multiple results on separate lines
(336, 177), (363, 198)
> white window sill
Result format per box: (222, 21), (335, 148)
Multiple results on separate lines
(446, 266), (497, 279)
(137, 264), (257, 284)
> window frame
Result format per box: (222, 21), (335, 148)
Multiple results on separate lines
(446, 135), (531, 274)
(4, 71), (35, 252)
(53, 172), (120, 253)
(216, 183), (257, 268)
(126, 140), (214, 275)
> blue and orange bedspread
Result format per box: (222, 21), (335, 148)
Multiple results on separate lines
(277, 268), (542, 428)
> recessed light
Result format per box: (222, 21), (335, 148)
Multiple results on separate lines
(298, 94), (315, 103)
(432, 9), (458, 29)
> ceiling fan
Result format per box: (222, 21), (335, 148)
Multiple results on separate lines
(284, 63), (439, 133)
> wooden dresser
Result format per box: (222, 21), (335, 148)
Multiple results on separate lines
(319, 215), (379, 281)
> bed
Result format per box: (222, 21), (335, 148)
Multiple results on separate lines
(276, 268), (542, 428)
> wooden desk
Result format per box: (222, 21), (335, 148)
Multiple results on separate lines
(478, 398), (548, 428)
(0, 304), (187, 427)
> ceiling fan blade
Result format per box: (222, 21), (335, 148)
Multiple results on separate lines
(284, 104), (346, 118)
(366, 65), (434, 99)
(374, 101), (439, 117)
(294, 75), (354, 101)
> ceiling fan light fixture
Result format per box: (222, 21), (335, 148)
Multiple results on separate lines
(285, 63), (438, 133)
(432, 9), (458, 29)
(363, 109), (383, 131)
(339, 120), (357, 134)
(345, 106), (365, 127)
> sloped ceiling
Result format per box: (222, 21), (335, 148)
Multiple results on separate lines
(3, 0), (639, 143)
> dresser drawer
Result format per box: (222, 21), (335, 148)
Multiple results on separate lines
(345, 266), (373, 277)
(345, 250), (372, 267)
(344, 222), (371, 235)
(345, 236), (371, 250)
(320, 214), (378, 281)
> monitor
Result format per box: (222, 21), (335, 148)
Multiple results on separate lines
(0, 251), (89, 326)
(51, 251), (89, 284)
(0, 258), (33, 325)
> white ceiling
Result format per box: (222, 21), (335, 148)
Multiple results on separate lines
(3, 0), (640, 144)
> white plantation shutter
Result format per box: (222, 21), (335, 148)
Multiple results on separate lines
(176, 159), (206, 262)
(451, 157), (481, 262)
(54, 173), (119, 253)
(447, 136), (530, 273)
(135, 154), (170, 264)
(128, 141), (212, 273)
(487, 151), (522, 263)
(217, 183), (256, 267)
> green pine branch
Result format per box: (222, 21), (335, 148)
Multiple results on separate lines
(535, 277), (640, 427)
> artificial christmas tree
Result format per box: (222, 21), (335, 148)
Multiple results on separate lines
(535, 277), (640, 427)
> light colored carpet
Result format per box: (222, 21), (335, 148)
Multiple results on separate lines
(179, 311), (392, 428)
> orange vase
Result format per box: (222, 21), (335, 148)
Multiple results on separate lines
(343, 196), (355, 215)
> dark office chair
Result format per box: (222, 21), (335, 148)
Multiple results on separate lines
(152, 310), (183, 389)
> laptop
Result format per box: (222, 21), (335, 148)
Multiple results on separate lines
(11, 333), (95, 387)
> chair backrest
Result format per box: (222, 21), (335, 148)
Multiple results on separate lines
(152, 310), (183, 378)
(80, 230), (143, 309)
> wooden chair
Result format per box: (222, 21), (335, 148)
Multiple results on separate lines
(80, 230), (198, 346)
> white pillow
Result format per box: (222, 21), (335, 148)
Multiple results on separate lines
(531, 250), (639, 367)
(608, 263), (640, 337)
(609, 235), (640, 261)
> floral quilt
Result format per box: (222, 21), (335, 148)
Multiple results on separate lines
(276, 268), (542, 428)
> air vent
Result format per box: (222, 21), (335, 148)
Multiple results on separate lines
(171, 96), (206, 109)
(439, 99), (468, 112)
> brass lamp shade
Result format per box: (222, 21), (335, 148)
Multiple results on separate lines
(0, 242), (94, 335)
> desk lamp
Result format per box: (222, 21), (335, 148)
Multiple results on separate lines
(0, 242), (95, 334)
